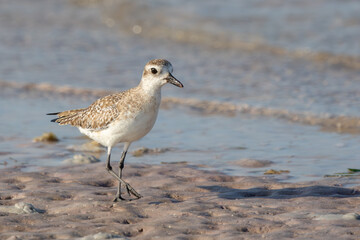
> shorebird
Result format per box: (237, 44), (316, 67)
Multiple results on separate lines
(47, 59), (183, 201)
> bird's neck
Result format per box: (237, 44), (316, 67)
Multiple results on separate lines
(137, 80), (162, 103)
(138, 79), (162, 96)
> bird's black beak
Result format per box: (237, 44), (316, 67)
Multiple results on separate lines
(165, 73), (183, 88)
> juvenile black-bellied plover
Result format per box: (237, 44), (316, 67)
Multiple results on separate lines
(47, 59), (183, 201)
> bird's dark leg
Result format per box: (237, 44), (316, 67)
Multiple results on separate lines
(105, 146), (113, 172)
(113, 142), (138, 202)
(105, 146), (141, 201)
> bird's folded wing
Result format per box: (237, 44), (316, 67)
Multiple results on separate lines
(53, 93), (125, 131)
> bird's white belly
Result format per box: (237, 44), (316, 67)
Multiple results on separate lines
(79, 108), (158, 147)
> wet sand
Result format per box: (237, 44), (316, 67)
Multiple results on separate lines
(0, 162), (359, 239)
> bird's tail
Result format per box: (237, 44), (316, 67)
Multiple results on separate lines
(47, 109), (84, 125)
(46, 112), (61, 123)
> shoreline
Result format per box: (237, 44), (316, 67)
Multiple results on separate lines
(0, 162), (359, 239)
(2, 80), (360, 134)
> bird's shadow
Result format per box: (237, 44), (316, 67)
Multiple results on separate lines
(199, 185), (360, 200)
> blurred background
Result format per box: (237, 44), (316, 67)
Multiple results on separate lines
(0, 0), (360, 182)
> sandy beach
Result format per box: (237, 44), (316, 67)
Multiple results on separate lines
(0, 162), (359, 240)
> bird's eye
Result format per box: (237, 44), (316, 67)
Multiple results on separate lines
(151, 68), (158, 74)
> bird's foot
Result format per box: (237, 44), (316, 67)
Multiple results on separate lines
(124, 182), (142, 199)
(112, 193), (141, 202)
(112, 195), (127, 202)
(113, 183), (142, 202)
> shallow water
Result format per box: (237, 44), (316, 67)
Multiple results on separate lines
(1, 0), (360, 182)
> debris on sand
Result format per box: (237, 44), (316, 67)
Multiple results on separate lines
(233, 159), (273, 168)
(32, 132), (59, 143)
(63, 154), (100, 165)
(131, 147), (173, 157)
(325, 168), (360, 177)
(76, 232), (128, 240)
(264, 169), (290, 175)
(67, 141), (104, 153)
(311, 213), (360, 221)
(0, 202), (45, 214)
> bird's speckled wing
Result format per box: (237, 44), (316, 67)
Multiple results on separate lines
(52, 91), (134, 131)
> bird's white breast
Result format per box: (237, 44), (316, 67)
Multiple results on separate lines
(78, 92), (160, 147)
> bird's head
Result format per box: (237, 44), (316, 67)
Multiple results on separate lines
(141, 59), (183, 91)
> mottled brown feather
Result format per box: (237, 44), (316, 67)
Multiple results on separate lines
(148, 59), (171, 66)
(54, 87), (148, 131)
